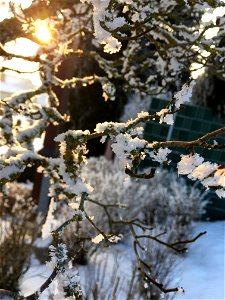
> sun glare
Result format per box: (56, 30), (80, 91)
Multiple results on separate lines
(33, 20), (52, 44)
(190, 63), (205, 79)
(0, 0), (33, 21)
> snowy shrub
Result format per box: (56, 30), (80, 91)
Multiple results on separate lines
(120, 92), (171, 124)
(52, 157), (206, 260)
(139, 169), (206, 226)
(120, 93), (152, 123)
(132, 231), (178, 300)
(81, 234), (176, 300)
(0, 182), (39, 292)
(84, 157), (206, 226)
(82, 252), (131, 300)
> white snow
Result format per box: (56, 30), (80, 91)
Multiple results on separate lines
(20, 221), (225, 299)
(174, 221), (225, 300)
(91, 234), (104, 244)
(149, 147), (172, 163)
(174, 81), (196, 109)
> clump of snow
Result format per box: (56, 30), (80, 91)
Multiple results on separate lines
(54, 130), (90, 143)
(149, 148), (171, 163)
(174, 80), (196, 108)
(80, 0), (123, 54)
(178, 154), (225, 198)
(157, 108), (174, 125)
(177, 153), (204, 175)
(95, 121), (125, 134)
(92, 234), (104, 244)
(108, 234), (123, 244)
(190, 162), (217, 180)
(111, 133), (147, 166)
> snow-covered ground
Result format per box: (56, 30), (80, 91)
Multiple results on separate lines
(174, 221), (225, 300)
(20, 221), (225, 299)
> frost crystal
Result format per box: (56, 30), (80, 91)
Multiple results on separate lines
(60, 266), (82, 298)
(174, 81), (196, 108)
(149, 148), (171, 163)
(47, 243), (68, 270)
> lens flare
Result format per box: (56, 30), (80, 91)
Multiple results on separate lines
(33, 20), (52, 44)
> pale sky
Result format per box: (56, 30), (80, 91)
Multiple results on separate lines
(0, 0), (32, 21)
(0, 0), (44, 86)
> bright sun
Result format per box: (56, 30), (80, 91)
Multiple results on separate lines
(33, 20), (52, 44)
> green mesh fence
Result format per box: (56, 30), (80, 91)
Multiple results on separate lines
(143, 98), (225, 220)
